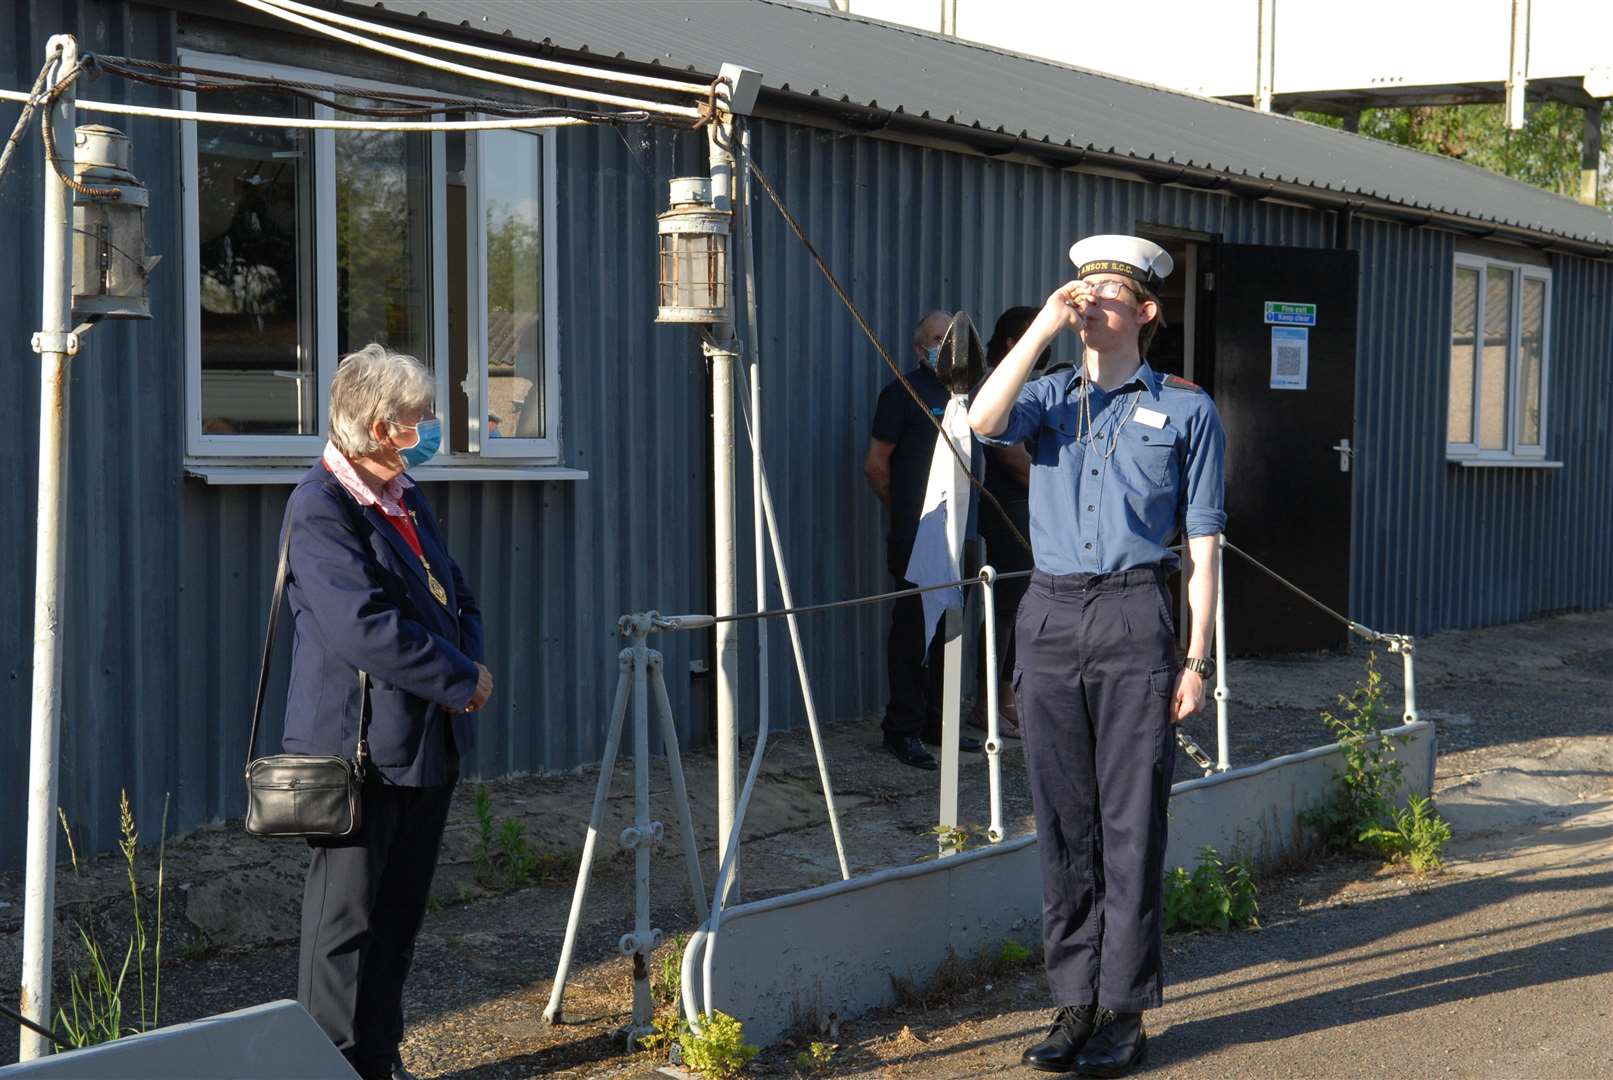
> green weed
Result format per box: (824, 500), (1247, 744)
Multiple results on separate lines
(1302, 654), (1452, 873)
(641, 1010), (759, 1079)
(654, 932), (690, 1008)
(795, 1039), (837, 1074)
(54, 791), (168, 1050)
(1359, 794), (1453, 874)
(680, 1011), (760, 1079)
(924, 823), (975, 859)
(470, 785), (571, 890)
(1164, 845), (1260, 932)
(1302, 653), (1408, 849)
(997, 938), (1033, 969)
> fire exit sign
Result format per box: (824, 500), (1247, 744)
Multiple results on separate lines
(1264, 301), (1317, 326)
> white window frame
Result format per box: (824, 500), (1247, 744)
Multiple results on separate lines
(181, 51), (565, 470)
(469, 123), (562, 460)
(181, 51), (333, 459)
(1447, 252), (1551, 464)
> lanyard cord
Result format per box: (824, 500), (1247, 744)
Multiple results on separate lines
(1077, 382), (1143, 461)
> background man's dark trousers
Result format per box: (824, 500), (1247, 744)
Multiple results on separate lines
(883, 577), (948, 740)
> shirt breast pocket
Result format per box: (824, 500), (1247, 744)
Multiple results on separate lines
(1036, 402), (1083, 468)
(1118, 422), (1181, 490)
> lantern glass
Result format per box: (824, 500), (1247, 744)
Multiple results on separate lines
(659, 231), (728, 311)
(72, 124), (154, 320)
(72, 197), (151, 319)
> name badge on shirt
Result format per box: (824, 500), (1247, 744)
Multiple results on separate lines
(1134, 407), (1168, 430)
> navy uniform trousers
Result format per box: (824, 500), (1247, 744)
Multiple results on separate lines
(1014, 566), (1177, 1013)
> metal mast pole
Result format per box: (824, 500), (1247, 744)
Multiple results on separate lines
(20, 33), (77, 1062)
(705, 113), (741, 902)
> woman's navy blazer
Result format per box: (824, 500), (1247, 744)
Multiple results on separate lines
(279, 465), (484, 787)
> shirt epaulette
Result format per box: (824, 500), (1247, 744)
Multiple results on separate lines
(1163, 374), (1204, 392)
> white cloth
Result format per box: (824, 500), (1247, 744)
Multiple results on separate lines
(904, 395), (975, 652)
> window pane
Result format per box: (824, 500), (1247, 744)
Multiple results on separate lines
(335, 99), (432, 366)
(1448, 266), (1478, 445)
(1518, 277), (1545, 447)
(1478, 266), (1512, 451)
(482, 131), (545, 441)
(196, 90), (313, 435)
(445, 127), (471, 453)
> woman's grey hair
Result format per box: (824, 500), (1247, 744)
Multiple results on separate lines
(328, 343), (435, 457)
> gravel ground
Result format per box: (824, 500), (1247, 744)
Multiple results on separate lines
(2, 608), (1608, 1076)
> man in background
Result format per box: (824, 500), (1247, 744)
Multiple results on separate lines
(865, 309), (984, 769)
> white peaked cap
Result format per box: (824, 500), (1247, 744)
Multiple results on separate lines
(1068, 234), (1174, 287)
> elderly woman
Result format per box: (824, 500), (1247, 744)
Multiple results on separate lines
(280, 343), (492, 1080)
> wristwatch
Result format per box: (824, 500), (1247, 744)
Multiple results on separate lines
(1182, 656), (1215, 680)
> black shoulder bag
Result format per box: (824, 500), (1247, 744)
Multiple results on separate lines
(243, 520), (370, 838)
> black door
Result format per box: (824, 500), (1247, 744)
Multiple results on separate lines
(1210, 244), (1357, 655)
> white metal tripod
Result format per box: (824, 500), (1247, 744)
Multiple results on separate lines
(543, 613), (708, 1045)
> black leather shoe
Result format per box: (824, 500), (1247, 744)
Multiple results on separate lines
(1075, 1010), (1147, 1077)
(921, 729), (984, 753)
(1021, 1004), (1100, 1072)
(883, 733), (939, 770)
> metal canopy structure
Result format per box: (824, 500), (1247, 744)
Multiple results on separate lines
(326, 0), (1613, 250)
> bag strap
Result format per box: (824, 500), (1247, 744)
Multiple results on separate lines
(246, 526), (293, 771)
(247, 497), (374, 773)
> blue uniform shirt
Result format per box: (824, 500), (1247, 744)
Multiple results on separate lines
(979, 360), (1226, 575)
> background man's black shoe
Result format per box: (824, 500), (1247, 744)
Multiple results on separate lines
(883, 733), (939, 769)
(1021, 1004), (1100, 1072)
(921, 729), (984, 753)
(1075, 1010), (1147, 1077)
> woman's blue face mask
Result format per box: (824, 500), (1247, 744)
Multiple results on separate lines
(392, 416), (441, 468)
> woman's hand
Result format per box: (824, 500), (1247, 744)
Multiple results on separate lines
(465, 662), (494, 712)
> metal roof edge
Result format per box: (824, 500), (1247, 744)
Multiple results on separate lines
(210, 0), (1613, 255)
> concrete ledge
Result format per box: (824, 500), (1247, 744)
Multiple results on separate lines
(1167, 720), (1436, 867)
(705, 721), (1436, 1046)
(0, 1000), (355, 1078)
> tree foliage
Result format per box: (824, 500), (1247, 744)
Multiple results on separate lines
(1297, 103), (1613, 207)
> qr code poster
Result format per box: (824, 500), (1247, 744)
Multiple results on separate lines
(1270, 325), (1309, 390)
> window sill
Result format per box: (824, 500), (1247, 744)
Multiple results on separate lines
(185, 464), (589, 485)
(1447, 457), (1562, 470)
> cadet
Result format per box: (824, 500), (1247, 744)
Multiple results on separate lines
(967, 235), (1226, 1077)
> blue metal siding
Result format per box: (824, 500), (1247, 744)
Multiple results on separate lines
(2, 0), (188, 865)
(736, 120), (1334, 738)
(1350, 220), (1613, 634)
(4, 1), (1613, 867)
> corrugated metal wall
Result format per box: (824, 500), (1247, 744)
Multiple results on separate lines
(4, 0), (1611, 866)
(1350, 220), (1613, 634)
(2, 0), (190, 867)
(735, 121), (1333, 729)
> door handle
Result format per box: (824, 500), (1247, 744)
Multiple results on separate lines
(1330, 438), (1353, 473)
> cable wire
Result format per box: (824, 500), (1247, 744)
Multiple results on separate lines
(36, 59), (122, 200)
(92, 54), (639, 124)
(745, 155), (1035, 555)
(0, 56), (52, 189)
(251, 0), (709, 97)
(233, 0), (701, 119)
(0, 997), (69, 1050)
